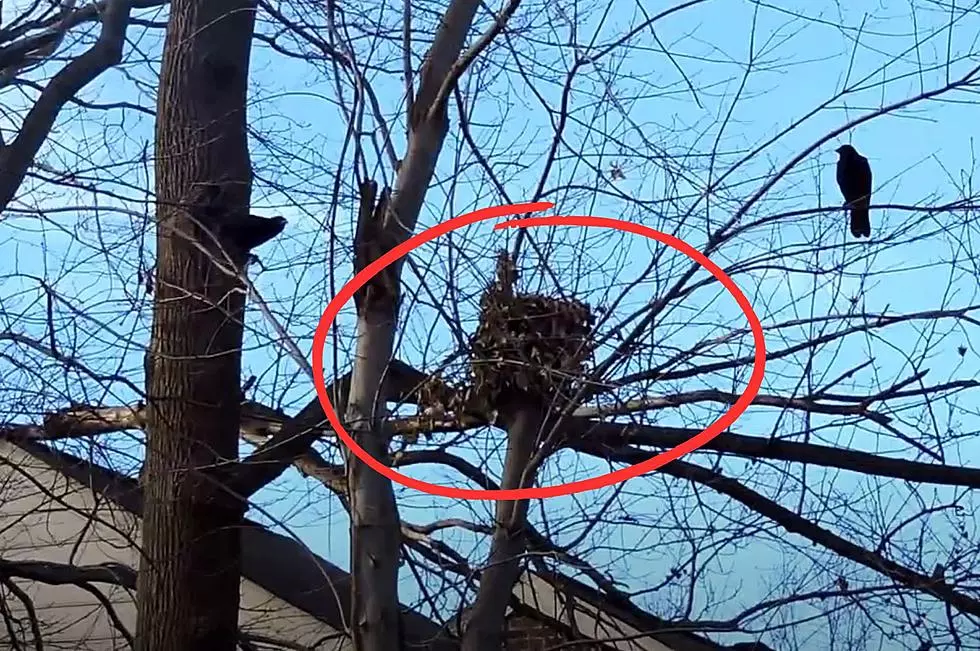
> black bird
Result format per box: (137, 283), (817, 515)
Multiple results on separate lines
(227, 213), (287, 252)
(835, 144), (872, 238)
(195, 183), (286, 252)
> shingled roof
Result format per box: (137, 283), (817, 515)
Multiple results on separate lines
(4, 438), (458, 651)
(3, 437), (766, 651)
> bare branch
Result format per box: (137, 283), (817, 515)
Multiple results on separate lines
(0, 0), (135, 211)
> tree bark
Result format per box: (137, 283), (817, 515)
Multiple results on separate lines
(334, 3), (483, 649)
(135, 1), (257, 650)
(346, 314), (405, 650)
(461, 406), (542, 651)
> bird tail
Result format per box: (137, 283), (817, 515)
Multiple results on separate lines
(849, 199), (870, 238)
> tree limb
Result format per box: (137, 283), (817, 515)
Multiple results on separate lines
(658, 458), (980, 619)
(571, 421), (980, 489)
(0, 0), (135, 211)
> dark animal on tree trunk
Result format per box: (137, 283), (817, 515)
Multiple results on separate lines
(194, 183), (286, 253)
(226, 213), (287, 251)
(835, 144), (873, 238)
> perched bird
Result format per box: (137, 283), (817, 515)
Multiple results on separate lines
(194, 183), (287, 253)
(226, 213), (287, 252)
(835, 144), (873, 238)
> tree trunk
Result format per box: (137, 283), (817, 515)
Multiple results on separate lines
(461, 406), (542, 651)
(136, 1), (257, 649)
(342, 3), (482, 650)
(346, 313), (404, 649)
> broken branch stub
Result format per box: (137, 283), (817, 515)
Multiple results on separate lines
(352, 179), (399, 313)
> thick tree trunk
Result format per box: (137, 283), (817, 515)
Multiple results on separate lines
(461, 406), (542, 651)
(135, 1), (257, 650)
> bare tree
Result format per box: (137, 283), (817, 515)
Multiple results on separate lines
(0, 0), (141, 211)
(2, 2), (980, 651)
(218, 2), (519, 649)
(135, 0), (266, 648)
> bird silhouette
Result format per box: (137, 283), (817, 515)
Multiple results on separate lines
(835, 144), (873, 238)
(195, 183), (286, 252)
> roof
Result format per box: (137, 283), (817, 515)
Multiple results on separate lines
(3, 438), (458, 651)
(510, 569), (727, 651)
(4, 438), (767, 651)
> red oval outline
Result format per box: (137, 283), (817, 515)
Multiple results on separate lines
(311, 203), (767, 500)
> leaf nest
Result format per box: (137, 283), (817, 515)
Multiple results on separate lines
(469, 286), (596, 405)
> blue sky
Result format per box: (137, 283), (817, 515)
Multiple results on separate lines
(3, 0), (980, 648)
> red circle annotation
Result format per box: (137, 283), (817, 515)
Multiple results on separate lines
(310, 202), (767, 500)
